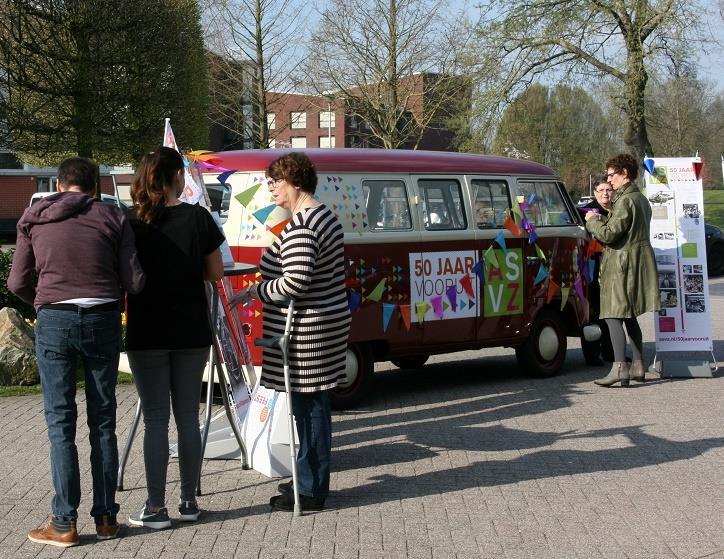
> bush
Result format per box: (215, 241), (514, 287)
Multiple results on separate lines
(0, 249), (36, 320)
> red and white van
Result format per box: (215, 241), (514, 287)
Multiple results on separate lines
(211, 149), (600, 409)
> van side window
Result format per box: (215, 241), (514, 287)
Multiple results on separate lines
(472, 179), (510, 229)
(516, 181), (575, 226)
(417, 179), (467, 230)
(362, 180), (412, 230)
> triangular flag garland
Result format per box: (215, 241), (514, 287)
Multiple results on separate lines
(483, 245), (499, 268)
(382, 303), (395, 332)
(459, 275), (475, 299)
(430, 295), (444, 320)
(472, 260), (485, 283)
(494, 231), (508, 253)
(399, 304), (411, 331)
(445, 285), (458, 311)
(415, 301), (430, 323)
(348, 290), (362, 313)
(560, 286), (570, 311)
(643, 156), (655, 175)
(503, 213), (522, 236)
(534, 264), (548, 285)
(546, 279), (559, 304)
(692, 160), (704, 180)
(573, 276), (585, 303)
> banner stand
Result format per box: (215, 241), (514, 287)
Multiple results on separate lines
(650, 351), (716, 378)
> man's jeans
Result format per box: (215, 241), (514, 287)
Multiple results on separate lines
(291, 391), (332, 498)
(35, 306), (122, 521)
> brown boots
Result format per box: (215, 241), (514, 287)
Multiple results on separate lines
(28, 518), (78, 548)
(594, 362), (630, 387)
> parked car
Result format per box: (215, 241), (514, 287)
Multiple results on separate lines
(706, 223), (724, 276)
(29, 191), (128, 211)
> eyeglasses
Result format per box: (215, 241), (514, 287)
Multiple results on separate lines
(596, 188), (613, 194)
(606, 172), (618, 179)
(267, 178), (283, 190)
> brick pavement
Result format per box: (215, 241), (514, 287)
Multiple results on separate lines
(1, 278), (723, 559)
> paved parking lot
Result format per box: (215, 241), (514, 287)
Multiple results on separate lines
(1, 279), (723, 559)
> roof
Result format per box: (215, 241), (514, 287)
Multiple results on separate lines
(208, 148), (557, 177)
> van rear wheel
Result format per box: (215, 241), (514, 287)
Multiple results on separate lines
(330, 343), (374, 410)
(391, 355), (429, 369)
(515, 309), (567, 377)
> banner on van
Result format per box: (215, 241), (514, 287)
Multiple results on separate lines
(643, 157), (713, 352)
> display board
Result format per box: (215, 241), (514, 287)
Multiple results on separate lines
(643, 157), (713, 352)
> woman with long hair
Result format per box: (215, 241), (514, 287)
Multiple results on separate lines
(585, 153), (660, 387)
(126, 146), (224, 528)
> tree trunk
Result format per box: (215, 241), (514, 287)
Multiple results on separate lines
(623, 48), (653, 162)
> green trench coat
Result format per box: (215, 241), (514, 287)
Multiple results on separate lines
(585, 182), (661, 319)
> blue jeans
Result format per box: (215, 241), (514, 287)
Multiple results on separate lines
(35, 307), (122, 522)
(291, 391), (332, 498)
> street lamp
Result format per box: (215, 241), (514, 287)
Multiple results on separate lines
(324, 94), (334, 148)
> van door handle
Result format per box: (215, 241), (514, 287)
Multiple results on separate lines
(526, 256), (545, 265)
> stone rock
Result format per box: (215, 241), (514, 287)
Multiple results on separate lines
(0, 307), (39, 385)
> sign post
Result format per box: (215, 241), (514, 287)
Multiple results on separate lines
(643, 156), (716, 377)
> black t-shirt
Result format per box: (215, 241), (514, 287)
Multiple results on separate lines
(126, 204), (225, 350)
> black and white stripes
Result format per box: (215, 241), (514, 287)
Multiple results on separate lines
(257, 205), (351, 393)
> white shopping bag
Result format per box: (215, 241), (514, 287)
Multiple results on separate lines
(239, 382), (298, 478)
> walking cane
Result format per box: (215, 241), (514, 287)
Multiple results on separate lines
(254, 297), (301, 516)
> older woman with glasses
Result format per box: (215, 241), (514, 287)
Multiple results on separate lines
(584, 154), (660, 386)
(230, 152), (350, 512)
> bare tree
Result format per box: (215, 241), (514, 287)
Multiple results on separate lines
(466, 0), (714, 162)
(306, 0), (469, 149)
(202, 0), (307, 149)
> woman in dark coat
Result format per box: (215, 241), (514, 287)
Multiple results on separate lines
(585, 153), (660, 387)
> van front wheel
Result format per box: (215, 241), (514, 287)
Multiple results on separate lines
(515, 309), (567, 377)
(330, 343), (374, 410)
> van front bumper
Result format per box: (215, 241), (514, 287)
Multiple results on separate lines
(582, 324), (602, 342)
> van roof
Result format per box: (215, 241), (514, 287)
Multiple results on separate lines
(208, 148), (557, 177)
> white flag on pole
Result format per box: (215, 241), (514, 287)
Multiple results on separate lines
(163, 118), (206, 206)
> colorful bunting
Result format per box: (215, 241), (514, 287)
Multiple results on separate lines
(528, 229), (538, 244)
(494, 231), (508, 253)
(483, 246), (499, 269)
(399, 304), (411, 331)
(415, 301), (430, 323)
(574, 276), (585, 303)
(560, 286), (570, 311)
(472, 260), (485, 283)
(546, 279), (559, 304)
(521, 216), (531, 232)
(528, 193), (537, 205)
(348, 291), (361, 313)
(503, 213), (522, 236)
(430, 295), (444, 320)
(692, 160), (704, 181)
(511, 200), (523, 218)
(587, 260), (596, 283)
(217, 170), (236, 187)
(643, 157), (655, 175)
(519, 201), (530, 212)
(535, 243), (546, 261)
(382, 303), (395, 332)
(366, 278), (387, 302)
(235, 183), (262, 207)
(534, 264), (548, 285)
(459, 275), (475, 299)
(445, 285), (458, 311)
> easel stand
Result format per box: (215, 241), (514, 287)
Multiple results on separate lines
(117, 263), (258, 495)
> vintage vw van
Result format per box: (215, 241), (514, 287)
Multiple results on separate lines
(211, 149), (599, 409)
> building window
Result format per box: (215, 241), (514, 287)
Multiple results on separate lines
(290, 111), (306, 129)
(319, 136), (336, 148)
(267, 112), (276, 130)
(319, 111), (335, 129)
(290, 137), (307, 148)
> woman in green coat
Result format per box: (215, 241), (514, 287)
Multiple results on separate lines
(585, 153), (660, 387)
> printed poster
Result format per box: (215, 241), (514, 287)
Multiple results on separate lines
(644, 157), (712, 352)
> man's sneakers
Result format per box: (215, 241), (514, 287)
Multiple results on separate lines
(95, 514), (120, 540)
(128, 505), (171, 530)
(178, 500), (200, 522)
(27, 517), (79, 548)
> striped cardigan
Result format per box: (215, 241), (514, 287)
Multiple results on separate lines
(256, 204), (351, 392)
